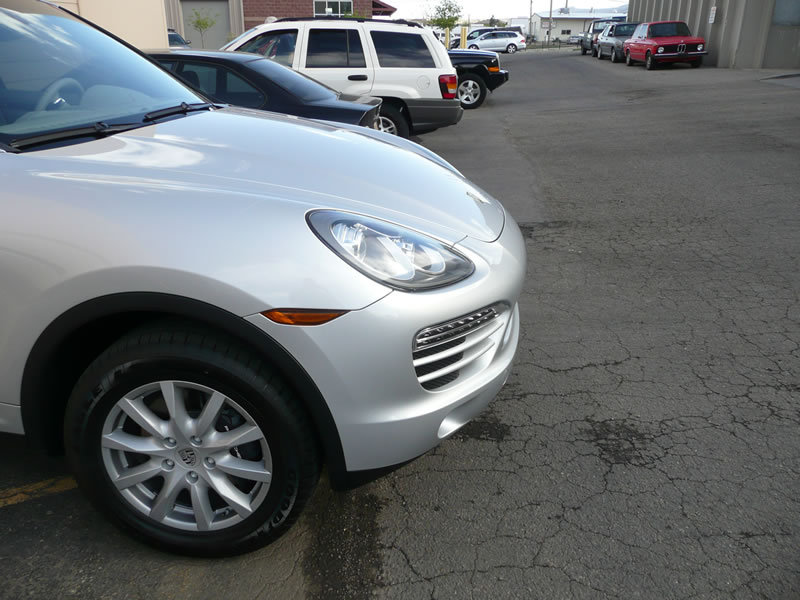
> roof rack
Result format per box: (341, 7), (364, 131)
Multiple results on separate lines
(274, 16), (423, 28)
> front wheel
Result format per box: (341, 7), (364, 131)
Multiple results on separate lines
(646, 51), (656, 70)
(376, 104), (410, 138)
(457, 74), (488, 109)
(626, 50), (635, 66)
(610, 47), (619, 63)
(506, 44), (517, 54)
(597, 45), (604, 59)
(64, 325), (321, 556)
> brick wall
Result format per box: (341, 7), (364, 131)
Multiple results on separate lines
(243, 0), (376, 29)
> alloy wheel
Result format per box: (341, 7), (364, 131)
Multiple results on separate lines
(100, 380), (273, 532)
(458, 80), (481, 106)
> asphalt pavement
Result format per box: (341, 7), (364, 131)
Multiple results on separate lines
(1, 49), (799, 599)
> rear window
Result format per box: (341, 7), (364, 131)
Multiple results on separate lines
(370, 31), (435, 68)
(236, 29), (298, 67)
(247, 58), (334, 102)
(615, 24), (637, 37)
(648, 22), (692, 37)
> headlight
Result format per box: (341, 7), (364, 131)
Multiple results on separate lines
(657, 46), (664, 53)
(308, 210), (474, 291)
(697, 44), (704, 51)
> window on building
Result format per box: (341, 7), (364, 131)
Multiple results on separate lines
(314, 1), (354, 16)
(236, 30), (298, 67)
(306, 29), (366, 68)
(561, 29), (571, 35)
(370, 31), (435, 68)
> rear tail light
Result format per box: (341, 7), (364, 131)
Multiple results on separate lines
(439, 74), (458, 99)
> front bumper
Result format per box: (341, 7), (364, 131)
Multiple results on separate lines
(405, 98), (463, 134)
(654, 51), (708, 62)
(486, 70), (509, 92)
(245, 216), (526, 473)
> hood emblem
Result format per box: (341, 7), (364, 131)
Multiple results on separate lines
(467, 190), (490, 205)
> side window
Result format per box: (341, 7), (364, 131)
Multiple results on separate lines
(306, 29), (366, 68)
(176, 61), (265, 108)
(175, 61), (217, 94)
(220, 69), (265, 108)
(370, 31), (435, 68)
(237, 29), (297, 67)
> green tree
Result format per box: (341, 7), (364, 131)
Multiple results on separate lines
(187, 8), (217, 48)
(427, 0), (462, 31)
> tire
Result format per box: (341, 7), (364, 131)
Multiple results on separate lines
(626, 50), (635, 66)
(468, 44), (479, 50)
(375, 104), (410, 138)
(457, 74), (488, 109)
(580, 46), (587, 55)
(591, 45), (598, 57)
(691, 58), (702, 68)
(597, 45), (604, 59)
(64, 325), (321, 556)
(646, 51), (656, 70)
(610, 47), (618, 63)
(506, 44), (517, 54)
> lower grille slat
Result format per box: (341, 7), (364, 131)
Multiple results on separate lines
(412, 303), (508, 391)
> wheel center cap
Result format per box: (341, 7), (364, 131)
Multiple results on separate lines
(177, 448), (197, 467)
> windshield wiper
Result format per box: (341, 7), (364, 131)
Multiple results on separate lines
(143, 102), (217, 122)
(10, 121), (145, 151)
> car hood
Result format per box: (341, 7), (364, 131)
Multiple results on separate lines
(31, 107), (505, 243)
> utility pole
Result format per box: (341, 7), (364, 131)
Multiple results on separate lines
(548, 0), (553, 42)
(528, 0), (533, 42)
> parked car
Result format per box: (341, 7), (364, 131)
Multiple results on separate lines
(148, 49), (381, 128)
(167, 28), (191, 48)
(596, 22), (639, 62)
(467, 30), (526, 54)
(568, 34), (582, 44)
(579, 19), (616, 56)
(624, 21), (707, 69)
(0, 0), (525, 556)
(448, 49), (509, 109)
(222, 17), (462, 138)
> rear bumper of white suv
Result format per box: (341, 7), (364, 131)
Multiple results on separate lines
(405, 98), (463, 134)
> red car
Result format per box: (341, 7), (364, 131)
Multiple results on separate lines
(623, 21), (707, 70)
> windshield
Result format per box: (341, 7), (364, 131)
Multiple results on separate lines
(246, 56), (334, 103)
(649, 22), (692, 37)
(0, 0), (204, 147)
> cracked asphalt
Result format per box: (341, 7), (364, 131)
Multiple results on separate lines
(1, 50), (798, 599)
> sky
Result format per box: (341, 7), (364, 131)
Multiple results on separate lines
(390, 1), (626, 21)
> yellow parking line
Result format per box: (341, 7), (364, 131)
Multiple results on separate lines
(0, 476), (77, 508)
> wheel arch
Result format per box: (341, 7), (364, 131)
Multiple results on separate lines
(20, 292), (349, 488)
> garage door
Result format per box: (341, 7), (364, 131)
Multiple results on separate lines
(181, 0), (231, 50)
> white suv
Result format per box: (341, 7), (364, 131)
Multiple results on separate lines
(223, 18), (463, 138)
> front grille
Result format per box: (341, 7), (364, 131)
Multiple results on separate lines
(412, 304), (507, 390)
(662, 44), (679, 53)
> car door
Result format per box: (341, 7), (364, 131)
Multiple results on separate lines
(630, 24), (646, 59)
(300, 26), (374, 96)
(480, 32), (500, 51)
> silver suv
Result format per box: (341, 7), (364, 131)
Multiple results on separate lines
(0, 1), (525, 555)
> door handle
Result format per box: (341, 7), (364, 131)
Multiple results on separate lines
(348, 74), (368, 81)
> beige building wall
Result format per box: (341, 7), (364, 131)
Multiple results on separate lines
(68, 0), (168, 48)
